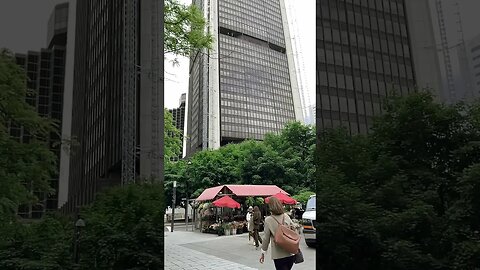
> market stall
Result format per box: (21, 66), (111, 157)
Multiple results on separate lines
(195, 185), (289, 236)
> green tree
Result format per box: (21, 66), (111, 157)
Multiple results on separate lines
(164, 108), (182, 162)
(0, 49), (57, 220)
(165, 122), (316, 203)
(165, 0), (213, 56)
(0, 214), (75, 270)
(78, 183), (165, 269)
(316, 91), (480, 270)
(264, 121), (316, 191)
(292, 190), (315, 205)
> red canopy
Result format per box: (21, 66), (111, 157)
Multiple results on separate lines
(212, 196), (240, 209)
(265, 192), (297, 205)
(225, 185), (289, 197)
(195, 186), (224, 201)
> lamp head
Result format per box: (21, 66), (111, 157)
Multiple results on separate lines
(75, 218), (86, 228)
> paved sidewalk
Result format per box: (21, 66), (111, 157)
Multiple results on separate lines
(165, 229), (315, 270)
(166, 240), (257, 269)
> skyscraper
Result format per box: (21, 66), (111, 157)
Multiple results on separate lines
(60, 0), (163, 213)
(467, 34), (480, 97)
(316, 0), (441, 135)
(168, 93), (186, 161)
(47, 3), (69, 49)
(12, 3), (68, 218)
(185, 0), (303, 156)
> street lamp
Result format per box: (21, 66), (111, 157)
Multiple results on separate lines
(171, 180), (177, 232)
(185, 161), (192, 231)
(73, 216), (85, 264)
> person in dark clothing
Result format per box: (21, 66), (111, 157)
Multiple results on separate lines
(253, 206), (263, 249)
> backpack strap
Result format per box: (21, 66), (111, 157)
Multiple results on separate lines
(272, 214), (286, 225)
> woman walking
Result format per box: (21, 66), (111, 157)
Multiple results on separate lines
(252, 206), (263, 249)
(259, 197), (296, 270)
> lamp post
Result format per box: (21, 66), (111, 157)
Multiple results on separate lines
(73, 216), (85, 264)
(171, 180), (177, 232)
(185, 161), (192, 230)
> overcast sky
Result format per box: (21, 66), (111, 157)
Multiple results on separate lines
(0, 0), (66, 53)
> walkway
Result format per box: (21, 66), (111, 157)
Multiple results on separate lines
(165, 227), (316, 269)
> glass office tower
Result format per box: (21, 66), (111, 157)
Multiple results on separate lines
(62, 0), (163, 213)
(186, 0), (303, 156)
(316, 0), (418, 135)
(13, 3), (68, 218)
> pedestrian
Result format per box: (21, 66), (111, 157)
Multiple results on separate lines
(246, 206), (254, 244)
(253, 206), (263, 249)
(259, 197), (296, 270)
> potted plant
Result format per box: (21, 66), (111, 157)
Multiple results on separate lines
(245, 197), (255, 207)
(254, 197), (264, 206)
(217, 224), (225, 236)
(231, 223), (237, 235)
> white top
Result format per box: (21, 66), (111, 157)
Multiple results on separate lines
(246, 212), (253, 231)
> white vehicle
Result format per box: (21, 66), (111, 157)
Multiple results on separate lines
(302, 194), (316, 248)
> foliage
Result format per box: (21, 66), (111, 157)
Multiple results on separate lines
(164, 0), (213, 56)
(164, 108), (182, 162)
(292, 190), (315, 205)
(165, 121), (315, 207)
(78, 183), (165, 269)
(316, 91), (480, 270)
(245, 197), (255, 207)
(0, 214), (75, 270)
(0, 183), (165, 270)
(0, 49), (57, 219)
(254, 197), (264, 206)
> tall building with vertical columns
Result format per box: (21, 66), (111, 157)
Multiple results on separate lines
(12, 2), (68, 218)
(60, 0), (163, 213)
(316, 0), (442, 135)
(168, 93), (186, 161)
(467, 34), (480, 97)
(185, 0), (303, 156)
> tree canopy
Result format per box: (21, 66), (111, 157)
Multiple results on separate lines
(316, 91), (480, 270)
(165, 121), (316, 205)
(0, 49), (57, 221)
(78, 182), (165, 269)
(164, 108), (182, 162)
(164, 0), (213, 56)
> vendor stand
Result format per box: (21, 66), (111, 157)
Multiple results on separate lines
(195, 184), (291, 236)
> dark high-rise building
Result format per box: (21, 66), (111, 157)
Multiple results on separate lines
(185, 0), (303, 156)
(467, 34), (480, 97)
(316, 0), (441, 135)
(47, 3), (69, 49)
(168, 93), (186, 161)
(170, 93), (186, 133)
(12, 3), (68, 218)
(61, 0), (163, 212)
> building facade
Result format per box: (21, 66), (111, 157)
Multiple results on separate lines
(61, 0), (163, 213)
(170, 93), (186, 133)
(12, 3), (68, 218)
(168, 94), (186, 161)
(467, 34), (480, 97)
(316, 0), (444, 135)
(185, 0), (303, 156)
(47, 3), (69, 49)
